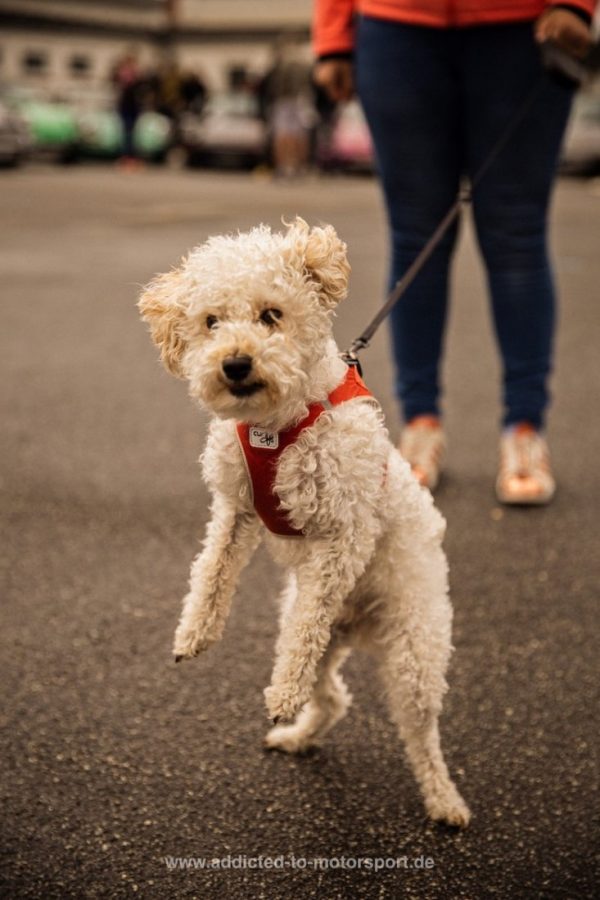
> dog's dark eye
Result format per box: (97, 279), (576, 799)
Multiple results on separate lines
(260, 308), (282, 327)
(206, 315), (218, 330)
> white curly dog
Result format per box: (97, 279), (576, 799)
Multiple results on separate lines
(139, 218), (470, 827)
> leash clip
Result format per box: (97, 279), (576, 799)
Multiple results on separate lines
(341, 346), (364, 376)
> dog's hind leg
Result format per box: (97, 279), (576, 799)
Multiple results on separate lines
(264, 643), (351, 753)
(378, 634), (471, 827)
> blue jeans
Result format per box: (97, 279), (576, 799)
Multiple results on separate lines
(356, 17), (573, 428)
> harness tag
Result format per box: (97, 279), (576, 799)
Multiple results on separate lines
(249, 427), (279, 450)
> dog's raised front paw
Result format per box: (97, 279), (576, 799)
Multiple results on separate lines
(263, 684), (306, 724)
(172, 622), (215, 661)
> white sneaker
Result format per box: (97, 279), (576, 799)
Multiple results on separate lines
(399, 415), (446, 491)
(496, 423), (555, 505)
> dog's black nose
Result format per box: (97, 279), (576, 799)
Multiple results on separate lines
(222, 355), (253, 382)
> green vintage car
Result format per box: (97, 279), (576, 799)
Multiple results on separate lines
(78, 108), (172, 161)
(73, 88), (172, 161)
(1, 84), (80, 162)
(1, 84), (172, 163)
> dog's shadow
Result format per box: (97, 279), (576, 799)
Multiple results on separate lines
(261, 737), (468, 855)
(257, 702), (439, 846)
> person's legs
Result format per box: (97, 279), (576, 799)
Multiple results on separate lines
(462, 22), (574, 430)
(356, 18), (463, 423)
(120, 112), (138, 161)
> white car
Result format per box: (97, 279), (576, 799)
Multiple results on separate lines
(177, 93), (268, 168)
(560, 91), (600, 176)
(0, 99), (32, 166)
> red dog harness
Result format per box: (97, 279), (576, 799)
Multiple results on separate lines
(236, 365), (374, 536)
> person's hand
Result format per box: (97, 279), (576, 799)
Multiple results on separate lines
(535, 7), (592, 59)
(314, 59), (354, 103)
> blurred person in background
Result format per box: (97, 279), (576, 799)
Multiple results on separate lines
(112, 48), (147, 169)
(149, 56), (188, 149)
(180, 70), (207, 115)
(260, 39), (317, 177)
(313, 1), (594, 504)
(152, 57), (183, 120)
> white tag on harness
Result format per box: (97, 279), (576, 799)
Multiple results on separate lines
(249, 427), (279, 450)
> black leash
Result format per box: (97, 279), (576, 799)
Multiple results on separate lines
(342, 40), (600, 372)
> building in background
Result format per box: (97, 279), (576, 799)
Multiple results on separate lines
(0, 0), (312, 95)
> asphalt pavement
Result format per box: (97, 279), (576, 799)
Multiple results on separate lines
(1, 164), (599, 900)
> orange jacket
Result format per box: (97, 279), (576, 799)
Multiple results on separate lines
(313, 0), (596, 57)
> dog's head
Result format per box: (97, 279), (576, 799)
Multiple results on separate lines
(138, 218), (350, 426)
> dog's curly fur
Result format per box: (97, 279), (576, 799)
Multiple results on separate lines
(138, 217), (470, 827)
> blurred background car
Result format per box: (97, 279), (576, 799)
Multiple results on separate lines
(315, 100), (374, 174)
(75, 90), (173, 163)
(1, 84), (80, 163)
(560, 91), (600, 177)
(0, 83), (173, 166)
(174, 92), (268, 168)
(0, 98), (32, 166)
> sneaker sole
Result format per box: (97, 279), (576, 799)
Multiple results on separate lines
(496, 482), (555, 506)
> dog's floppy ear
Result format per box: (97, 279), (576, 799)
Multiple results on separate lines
(286, 217), (350, 309)
(138, 268), (189, 378)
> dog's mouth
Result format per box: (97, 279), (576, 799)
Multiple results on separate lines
(227, 382), (265, 398)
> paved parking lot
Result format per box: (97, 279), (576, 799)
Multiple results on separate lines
(1, 165), (599, 898)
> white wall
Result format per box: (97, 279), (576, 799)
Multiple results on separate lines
(179, 0), (312, 28)
(0, 30), (313, 97)
(0, 30), (159, 96)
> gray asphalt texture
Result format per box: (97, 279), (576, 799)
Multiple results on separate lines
(1, 165), (599, 900)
